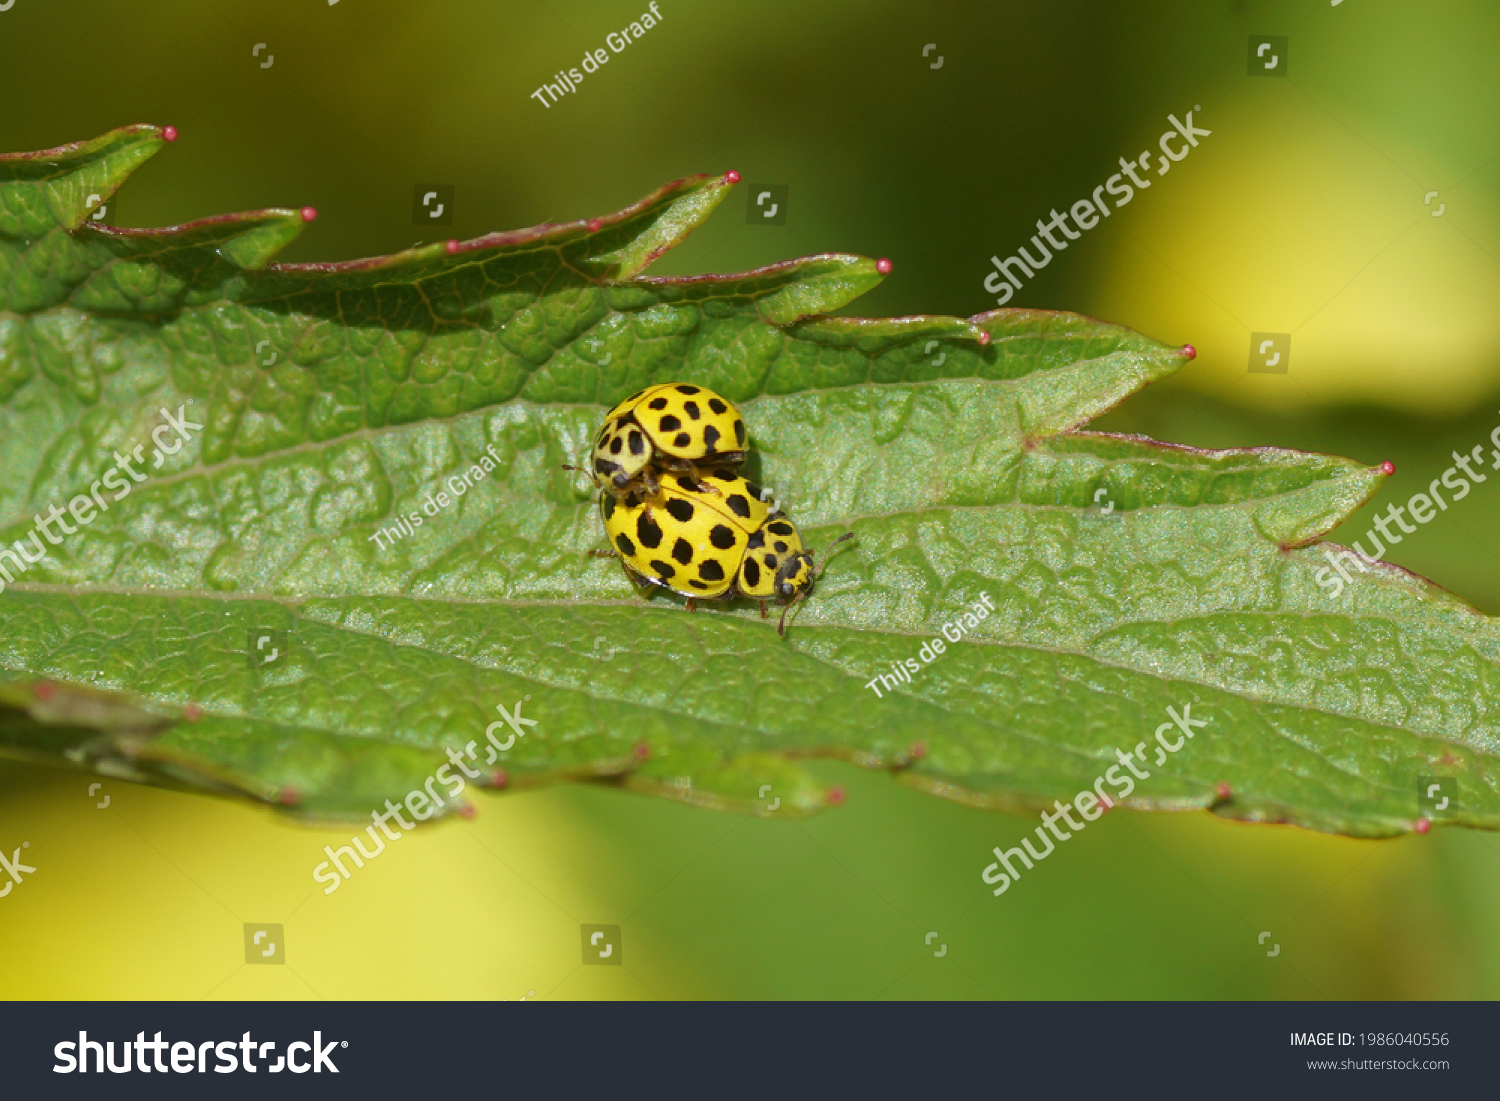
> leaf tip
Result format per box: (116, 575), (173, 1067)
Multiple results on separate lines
(893, 741), (928, 769)
(162, 125), (179, 143)
(217, 209), (313, 269)
(1414, 817), (1432, 834)
(826, 786), (847, 807)
(875, 257), (893, 275)
(1181, 343), (1196, 360)
(724, 169), (740, 184)
(1380, 459), (1396, 476)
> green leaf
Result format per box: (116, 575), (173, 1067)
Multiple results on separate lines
(1, 126), (1496, 839)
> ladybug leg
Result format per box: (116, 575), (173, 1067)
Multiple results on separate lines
(686, 598), (697, 613)
(759, 600), (768, 619)
(588, 548), (618, 559)
(686, 462), (722, 496)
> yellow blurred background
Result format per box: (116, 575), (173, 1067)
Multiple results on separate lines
(2, 0), (1500, 999)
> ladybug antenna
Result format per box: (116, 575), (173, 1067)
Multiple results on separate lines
(812, 532), (855, 586)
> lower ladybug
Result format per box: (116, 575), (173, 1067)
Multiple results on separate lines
(596, 471), (851, 635)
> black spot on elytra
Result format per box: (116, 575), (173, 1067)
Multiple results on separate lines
(659, 414), (682, 433)
(726, 494), (751, 518)
(609, 436), (623, 455)
(648, 397), (669, 410)
(615, 532), (635, 555)
(763, 554), (777, 567)
(636, 512), (663, 549)
(774, 540), (789, 553)
(688, 579), (709, 590)
(627, 430), (645, 456)
(602, 495), (616, 520)
(699, 560), (725, 582)
(768, 521), (793, 536)
(675, 384), (700, 395)
(673, 432), (691, 448)
(675, 474), (699, 491)
(594, 458), (613, 475)
(666, 497), (695, 523)
(733, 419), (746, 445)
(702, 425), (721, 452)
(742, 558), (761, 588)
(745, 481), (764, 500)
(626, 389), (646, 403)
(746, 530), (765, 549)
(708, 397), (727, 415)
(672, 537), (694, 564)
(683, 401), (700, 420)
(709, 524), (735, 550)
(650, 559), (675, 578)
(624, 492), (642, 508)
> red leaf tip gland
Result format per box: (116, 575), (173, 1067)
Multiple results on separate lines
(491, 770), (509, 788)
(299, 207), (317, 223)
(184, 703), (203, 721)
(587, 218), (602, 233)
(633, 743), (651, 761)
(1215, 783), (1232, 800)
(459, 804), (477, 819)
(909, 742), (927, 760)
(978, 332), (991, 345)
(34, 681), (55, 701)
(875, 258), (893, 274)
(445, 239), (460, 254)
(724, 170), (740, 184)
(162, 126), (178, 142)
(827, 786), (846, 806)
(1415, 818), (1432, 834)
(278, 787), (299, 806)
(1380, 460), (1396, 476)
(1181, 344), (1196, 360)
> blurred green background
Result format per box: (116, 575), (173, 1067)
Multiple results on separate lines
(3, 0), (1500, 999)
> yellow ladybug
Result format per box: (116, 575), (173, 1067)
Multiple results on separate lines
(589, 383), (748, 498)
(597, 471), (851, 635)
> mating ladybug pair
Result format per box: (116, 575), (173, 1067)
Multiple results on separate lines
(577, 382), (849, 634)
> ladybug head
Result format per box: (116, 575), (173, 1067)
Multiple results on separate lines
(774, 550), (816, 604)
(775, 532), (856, 636)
